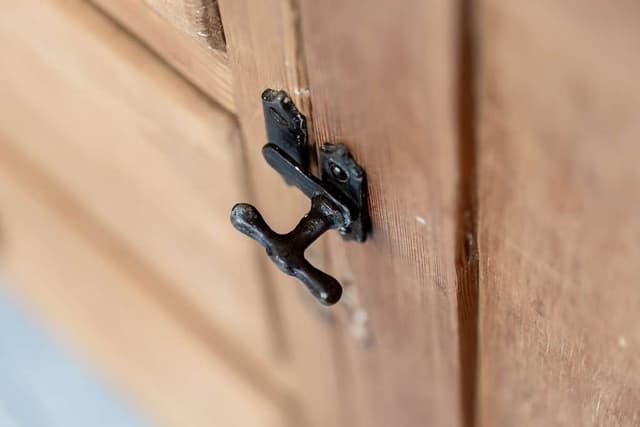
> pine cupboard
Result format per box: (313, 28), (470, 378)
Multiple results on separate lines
(0, 1), (638, 426)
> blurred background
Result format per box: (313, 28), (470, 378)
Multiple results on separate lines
(0, 285), (150, 427)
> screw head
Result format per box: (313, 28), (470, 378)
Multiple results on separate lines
(330, 162), (349, 182)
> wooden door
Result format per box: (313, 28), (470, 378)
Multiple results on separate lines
(214, 0), (473, 425)
(295, 1), (469, 426)
(476, 0), (640, 425)
(0, 2), (289, 426)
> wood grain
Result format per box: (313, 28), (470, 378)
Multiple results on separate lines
(477, 0), (640, 425)
(297, 1), (466, 426)
(0, 158), (288, 427)
(91, 0), (235, 112)
(143, 0), (226, 50)
(216, 1), (344, 426)
(0, 0), (279, 368)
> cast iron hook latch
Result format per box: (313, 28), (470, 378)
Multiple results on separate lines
(230, 89), (370, 305)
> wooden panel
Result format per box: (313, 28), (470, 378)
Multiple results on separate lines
(0, 0), (277, 365)
(297, 1), (466, 426)
(91, 0), (235, 112)
(216, 1), (344, 426)
(0, 161), (288, 427)
(477, 0), (640, 425)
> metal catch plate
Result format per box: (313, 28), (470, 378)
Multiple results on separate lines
(260, 88), (369, 243)
(319, 144), (369, 242)
(261, 89), (309, 173)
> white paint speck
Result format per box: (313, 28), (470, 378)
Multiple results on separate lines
(618, 336), (628, 349)
(293, 87), (310, 96)
(415, 215), (426, 225)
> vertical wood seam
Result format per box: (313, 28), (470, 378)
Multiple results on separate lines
(455, 0), (480, 426)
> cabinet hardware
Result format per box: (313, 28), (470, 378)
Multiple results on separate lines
(230, 89), (370, 305)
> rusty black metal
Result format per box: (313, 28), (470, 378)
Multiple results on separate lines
(229, 89), (369, 305)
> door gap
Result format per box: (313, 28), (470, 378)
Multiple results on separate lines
(454, 0), (480, 426)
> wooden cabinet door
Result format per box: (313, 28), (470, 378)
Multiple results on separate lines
(216, 0), (471, 425)
(295, 1), (468, 427)
(82, 0), (469, 423)
(0, 2), (289, 426)
(2, 1), (640, 426)
(476, 0), (640, 425)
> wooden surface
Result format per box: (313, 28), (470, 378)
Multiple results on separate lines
(142, 0), (225, 50)
(0, 0), (280, 369)
(91, 0), (235, 112)
(477, 0), (640, 425)
(217, 1), (344, 426)
(0, 156), (288, 427)
(4, 0), (639, 425)
(297, 1), (467, 426)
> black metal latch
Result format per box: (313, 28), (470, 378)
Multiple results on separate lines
(230, 89), (370, 305)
